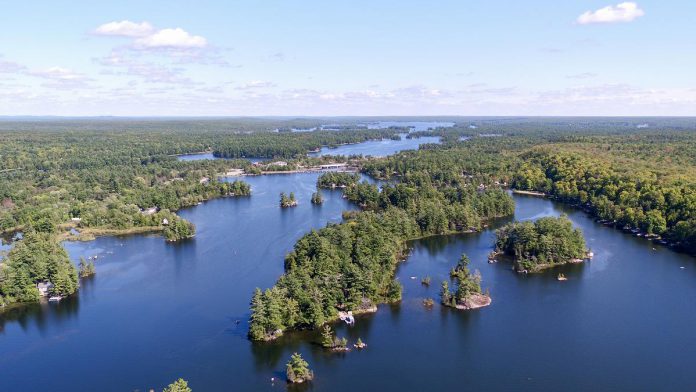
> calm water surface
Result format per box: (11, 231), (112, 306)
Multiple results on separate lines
(177, 153), (263, 163)
(308, 134), (441, 157)
(2, 188), (695, 389)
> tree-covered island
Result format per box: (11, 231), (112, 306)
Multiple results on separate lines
(440, 254), (491, 310)
(493, 215), (590, 273)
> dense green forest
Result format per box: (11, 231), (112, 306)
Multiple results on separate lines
(512, 149), (696, 253)
(248, 153), (515, 339)
(494, 216), (588, 272)
(214, 129), (401, 159)
(2, 117), (696, 314)
(0, 231), (78, 307)
(316, 172), (360, 188)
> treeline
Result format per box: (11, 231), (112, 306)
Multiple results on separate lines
(494, 216), (588, 272)
(213, 129), (400, 159)
(512, 150), (696, 254)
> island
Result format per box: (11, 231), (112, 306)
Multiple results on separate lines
(440, 254), (491, 310)
(279, 192), (298, 208)
(316, 172), (360, 189)
(311, 190), (324, 205)
(285, 353), (313, 384)
(493, 215), (590, 273)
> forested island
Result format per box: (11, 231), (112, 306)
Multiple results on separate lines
(494, 216), (589, 272)
(248, 156), (515, 340)
(316, 172), (361, 188)
(441, 254), (491, 310)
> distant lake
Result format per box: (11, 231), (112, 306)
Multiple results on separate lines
(308, 134), (441, 157)
(176, 152), (262, 163)
(366, 120), (455, 131)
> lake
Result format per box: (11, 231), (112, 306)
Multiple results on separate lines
(1, 171), (695, 391)
(176, 152), (263, 163)
(308, 134), (441, 157)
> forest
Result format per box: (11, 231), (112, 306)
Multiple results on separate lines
(2, 117), (696, 314)
(494, 216), (588, 272)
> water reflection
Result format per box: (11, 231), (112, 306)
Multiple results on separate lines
(0, 296), (79, 335)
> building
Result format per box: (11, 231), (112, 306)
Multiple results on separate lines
(37, 282), (54, 297)
(142, 207), (158, 215)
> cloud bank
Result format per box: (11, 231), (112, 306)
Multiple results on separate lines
(577, 2), (645, 25)
(94, 21), (207, 49)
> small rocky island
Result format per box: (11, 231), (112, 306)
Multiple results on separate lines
(493, 215), (590, 273)
(286, 352), (313, 384)
(279, 192), (298, 208)
(440, 254), (491, 310)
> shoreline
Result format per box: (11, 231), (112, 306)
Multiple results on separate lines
(511, 189), (547, 197)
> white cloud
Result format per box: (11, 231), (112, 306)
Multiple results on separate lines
(31, 67), (85, 81)
(577, 2), (645, 25)
(94, 20), (154, 37)
(236, 80), (276, 90)
(29, 67), (92, 88)
(134, 28), (207, 49)
(0, 56), (26, 73)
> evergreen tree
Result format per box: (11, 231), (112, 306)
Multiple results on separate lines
(163, 378), (191, 392)
(286, 353), (313, 383)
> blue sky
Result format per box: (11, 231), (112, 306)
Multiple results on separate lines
(0, 1), (694, 116)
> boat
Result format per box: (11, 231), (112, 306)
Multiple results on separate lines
(557, 273), (567, 281)
(48, 296), (62, 302)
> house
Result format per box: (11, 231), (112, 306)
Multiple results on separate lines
(37, 282), (54, 297)
(162, 218), (169, 225)
(142, 207), (158, 215)
(71, 217), (82, 222)
(199, 177), (210, 184)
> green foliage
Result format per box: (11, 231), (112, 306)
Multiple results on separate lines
(317, 172), (360, 188)
(163, 378), (191, 392)
(0, 231), (78, 305)
(214, 129), (401, 159)
(78, 257), (95, 278)
(320, 324), (334, 348)
(441, 253), (482, 307)
(163, 218), (196, 241)
(495, 216), (587, 271)
(280, 192), (298, 208)
(311, 191), (324, 205)
(286, 352), (313, 383)
(512, 149), (696, 254)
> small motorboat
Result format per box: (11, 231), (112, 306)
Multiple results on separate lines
(48, 296), (62, 302)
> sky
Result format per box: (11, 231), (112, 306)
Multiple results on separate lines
(0, 0), (694, 116)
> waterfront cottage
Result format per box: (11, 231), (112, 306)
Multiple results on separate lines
(37, 282), (54, 297)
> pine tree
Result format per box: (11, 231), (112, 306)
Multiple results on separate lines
(440, 280), (451, 305)
(286, 352), (313, 383)
(248, 288), (268, 340)
(320, 324), (334, 348)
(163, 378), (191, 392)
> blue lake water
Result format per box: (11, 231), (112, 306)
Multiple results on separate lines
(177, 152), (263, 163)
(366, 121), (454, 131)
(308, 135), (441, 157)
(2, 174), (695, 391)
